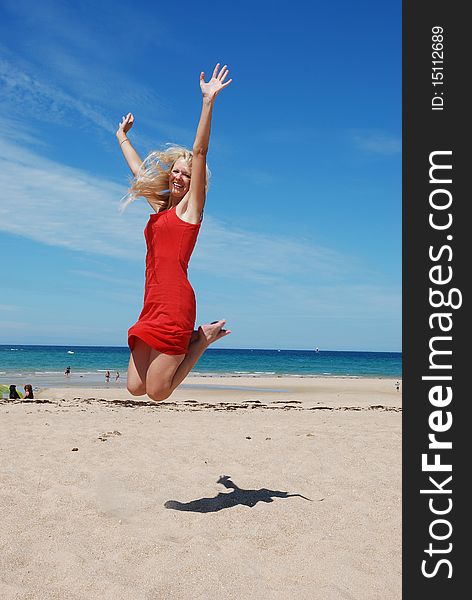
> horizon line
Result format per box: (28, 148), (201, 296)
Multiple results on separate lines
(1, 343), (402, 354)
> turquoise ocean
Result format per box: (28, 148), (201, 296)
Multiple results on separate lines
(1, 345), (402, 389)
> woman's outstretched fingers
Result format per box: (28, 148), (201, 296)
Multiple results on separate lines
(218, 65), (228, 80)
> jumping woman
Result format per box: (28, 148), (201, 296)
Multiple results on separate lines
(116, 63), (232, 402)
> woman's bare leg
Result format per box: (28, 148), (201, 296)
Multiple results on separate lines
(145, 320), (230, 402)
(127, 338), (152, 396)
(145, 351), (185, 401)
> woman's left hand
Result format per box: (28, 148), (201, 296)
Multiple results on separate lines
(200, 63), (232, 100)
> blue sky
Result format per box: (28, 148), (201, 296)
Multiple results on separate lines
(0, 0), (401, 351)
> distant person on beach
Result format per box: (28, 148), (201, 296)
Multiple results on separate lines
(115, 372), (120, 382)
(23, 384), (34, 400)
(105, 371), (110, 383)
(117, 63), (232, 402)
(64, 366), (71, 376)
(9, 385), (20, 399)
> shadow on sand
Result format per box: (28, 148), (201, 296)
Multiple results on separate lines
(164, 475), (312, 513)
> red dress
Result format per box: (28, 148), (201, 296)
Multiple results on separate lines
(128, 206), (201, 355)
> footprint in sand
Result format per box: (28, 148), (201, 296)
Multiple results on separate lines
(97, 430), (122, 442)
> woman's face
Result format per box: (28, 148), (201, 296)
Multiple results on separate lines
(169, 157), (191, 200)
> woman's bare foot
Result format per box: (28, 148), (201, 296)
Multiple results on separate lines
(198, 319), (231, 347)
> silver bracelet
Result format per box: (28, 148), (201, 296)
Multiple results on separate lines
(120, 138), (130, 146)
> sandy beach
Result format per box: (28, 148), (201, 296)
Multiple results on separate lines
(0, 377), (401, 600)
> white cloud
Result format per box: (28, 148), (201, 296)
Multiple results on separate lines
(0, 137), (143, 258)
(0, 0), (193, 132)
(0, 51), (200, 156)
(0, 304), (20, 311)
(351, 129), (401, 155)
(0, 56), (116, 133)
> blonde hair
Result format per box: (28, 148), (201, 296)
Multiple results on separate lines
(121, 144), (210, 211)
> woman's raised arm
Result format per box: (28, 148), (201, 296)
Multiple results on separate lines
(116, 112), (143, 177)
(184, 64), (232, 223)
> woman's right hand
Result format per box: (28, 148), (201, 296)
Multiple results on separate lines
(116, 112), (134, 138)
